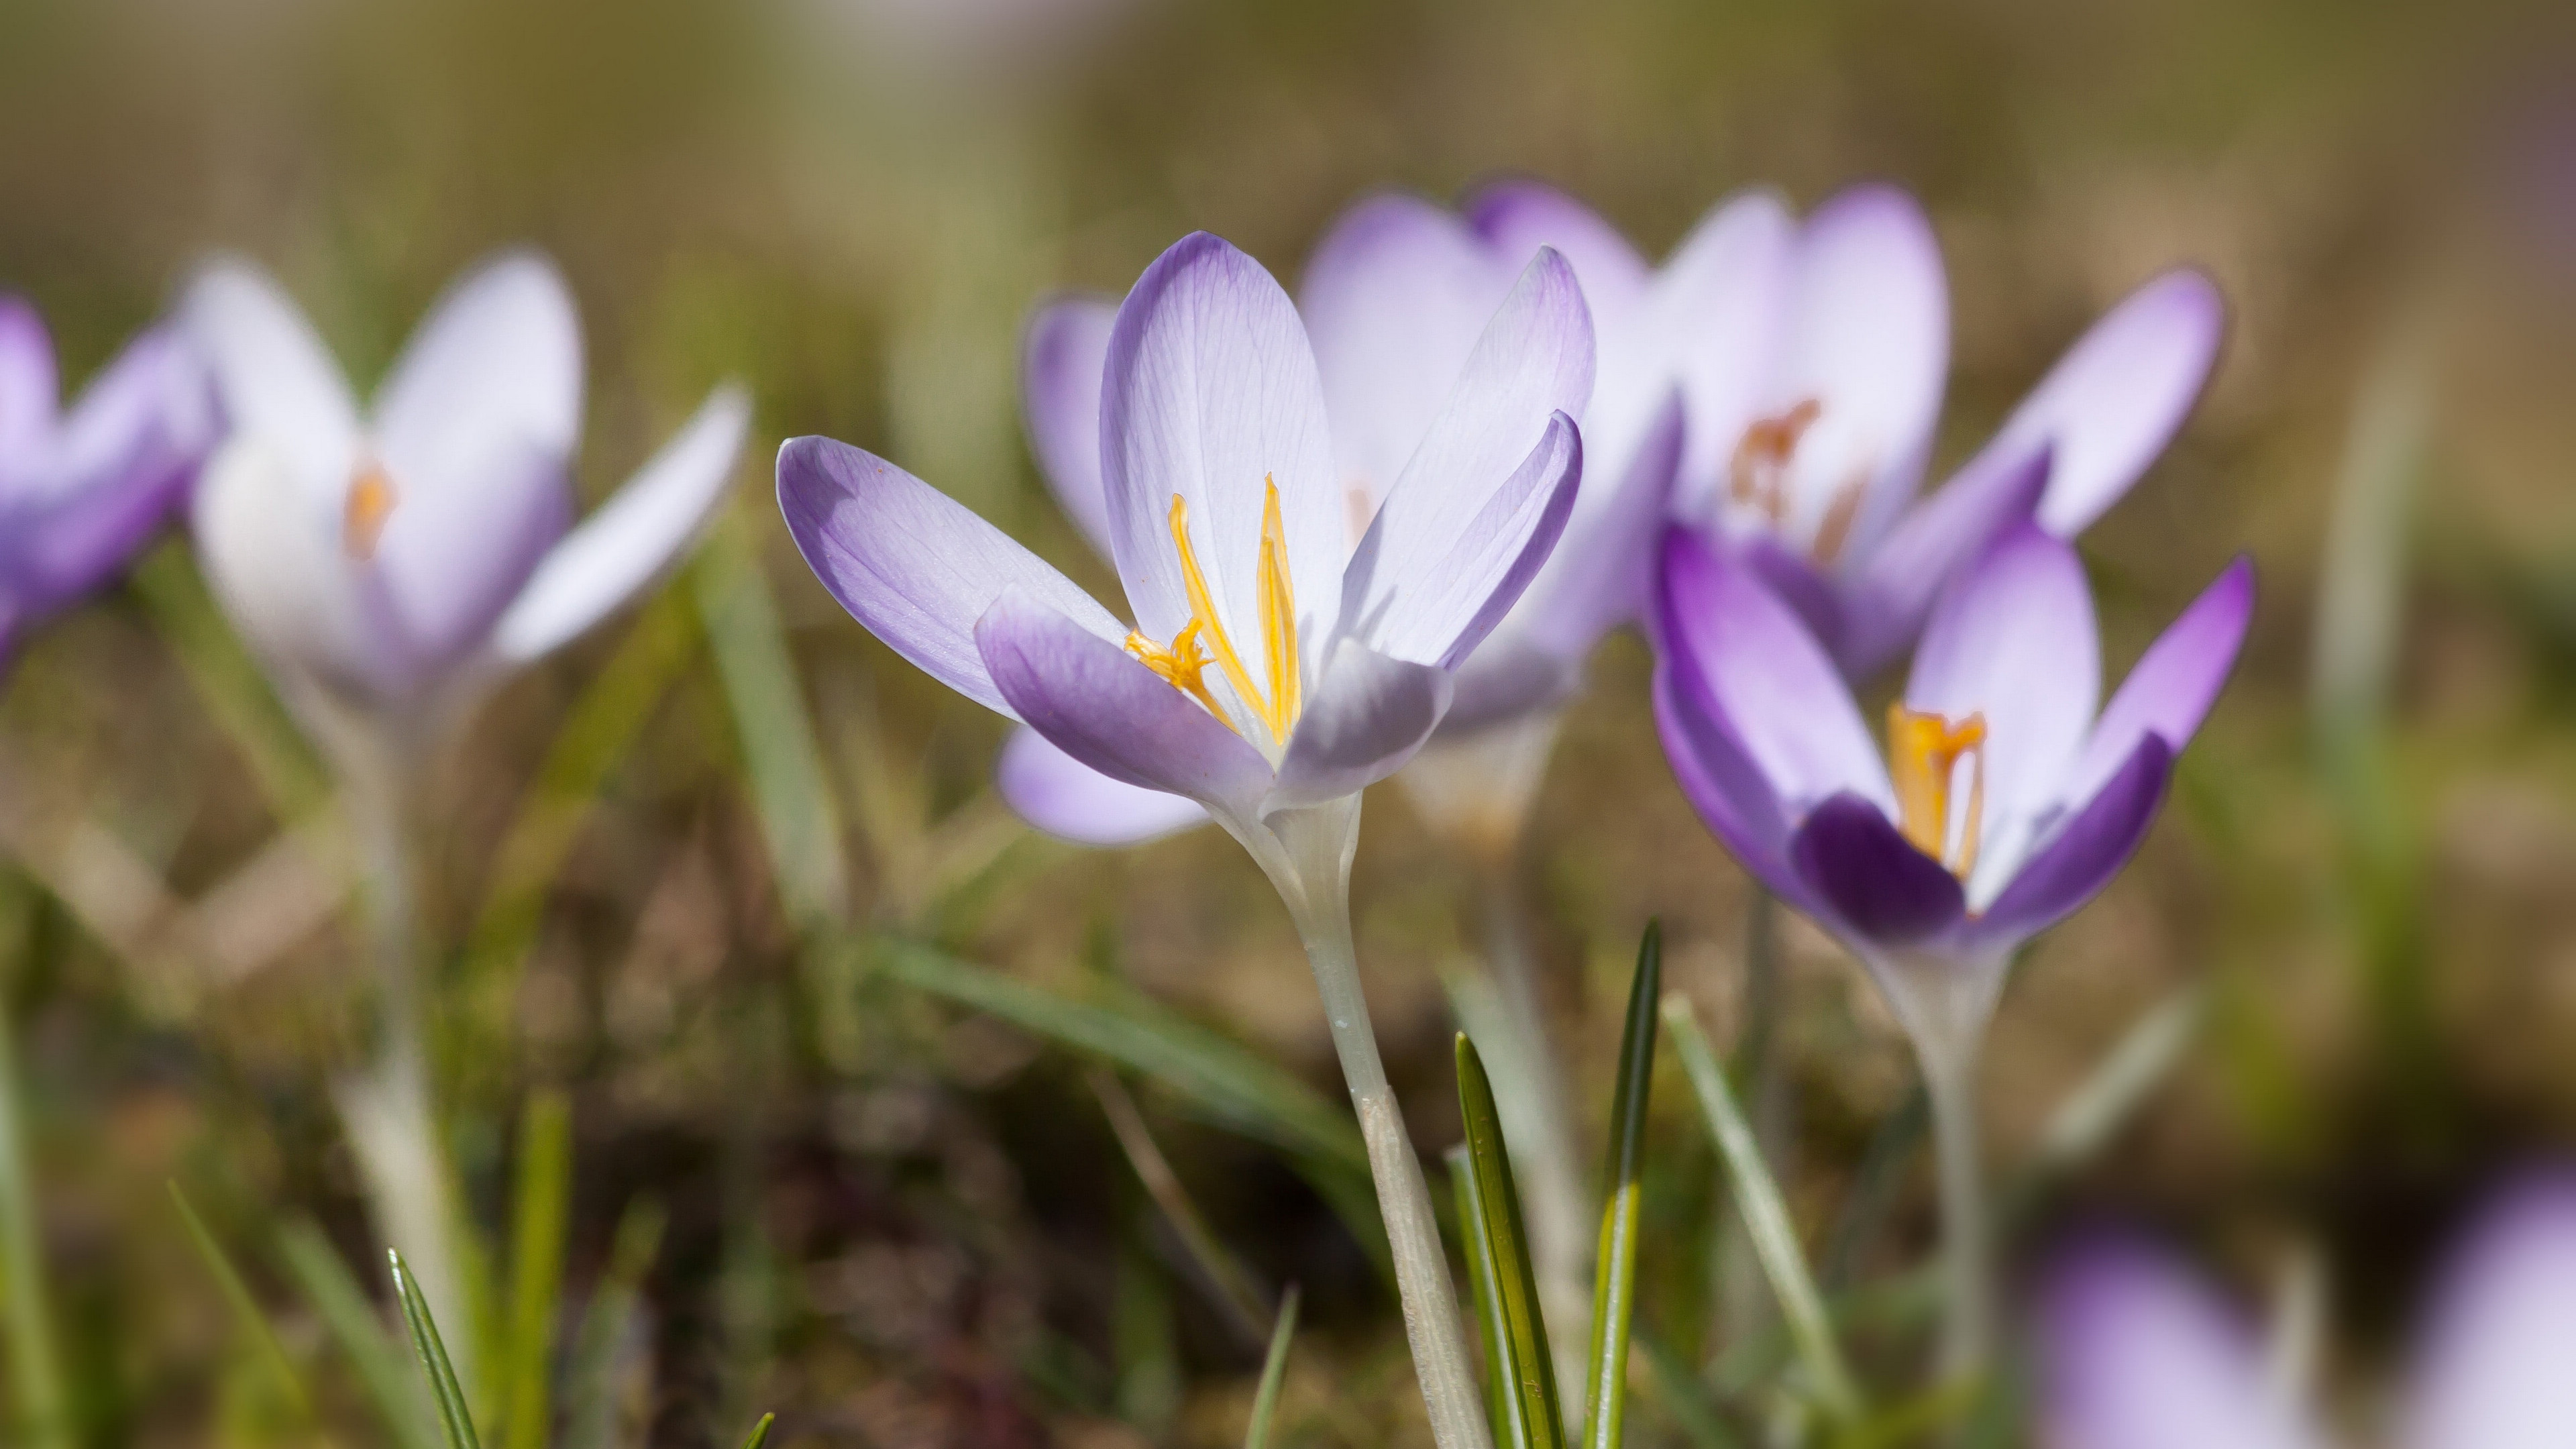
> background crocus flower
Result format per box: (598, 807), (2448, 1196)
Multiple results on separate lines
(1005, 186), (1688, 849)
(782, 229), (1591, 1449)
(1654, 514), (2253, 1365)
(182, 251), (751, 775)
(2039, 1171), (2576, 1449)
(1644, 181), (2224, 679)
(0, 297), (217, 654)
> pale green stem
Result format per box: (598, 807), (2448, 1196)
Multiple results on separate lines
(1923, 1042), (1991, 1381)
(1250, 802), (1491, 1449)
(0, 977), (70, 1449)
(1719, 888), (1787, 1354)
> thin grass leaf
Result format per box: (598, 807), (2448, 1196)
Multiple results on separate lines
(563, 1201), (665, 1449)
(501, 1092), (574, 1449)
(129, 542), (329, 817)
(1580, 922), (1661, 1449)
(1662, 998), (1864, 1426)
(168, 1182), (311, 1423)
(1456, 1032), (1565, 1449)
(1819, 1085), (1927, 1291)
(1088, 1067), (1272, 1342)
(736, 1412), (777, 1449)
(392, 1250), (484, 1449)
(1242, 1283), (1301, 1449)
(1450, 1144), (1515, 1440)
(1633, 1329), (1741, 1449)
(2008, 987), (2204, 1220)
(0, 984), (70, 1449)
(276, 1220), (439, 1449)
(694, 508), (848, 930)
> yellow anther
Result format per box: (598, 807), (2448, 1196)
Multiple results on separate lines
(1729, 398), (1823, 526)
(1155, 482), (1303, 745)
(344, 460), (400, 561)
(1886, 703), (1988, 880)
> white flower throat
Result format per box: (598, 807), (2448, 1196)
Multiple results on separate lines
(1729, 398), (1869, 566)
(1123, 478), (1305, 750)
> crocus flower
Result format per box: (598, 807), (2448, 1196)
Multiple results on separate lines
(1655, 511), (2250, 1368)
(2039, 1171), (2576, 1449)
(783, 230), (1589, 1449)
(1648, 181), (2224, 680)
(1005, 186), (1695, 847)
(0, 296), (217, 653)
(180, 252), (751, 774)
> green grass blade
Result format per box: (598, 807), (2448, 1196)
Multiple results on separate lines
(276, 1220), (439, 1449)
(1633, 1329), (1741, 1449)
(168, 1181), (311, 1422)
(0, 984), (70, 1449)
(1456, 1032), (1565, 1449)
(392, 1250), (484, 1449)
(562, 1201), (665, 1449)
(1241, 1283), (1301, 1449)
(1580, 922), (1662, 1449)
(1087, 1067), (1272, 1341)
(693, 508), (849, 930)
(1450, 1143), (1516, 1441)
(501, 1092), (574, 1449)
(736, 1411), (777, 1449)
(2009, 987), (2205, 1215)
(1819, 1085), (1928, 1291)
(1662, 998), (1864, 1426)
(128, 542), (329, 818)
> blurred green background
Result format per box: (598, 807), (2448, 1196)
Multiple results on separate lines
(7, 0), (2576, 1442)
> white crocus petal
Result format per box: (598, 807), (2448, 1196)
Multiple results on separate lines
(998, 726), (1210, 845)
(182, 260), (363, 508)
(191, 436), (396, 702)
(1099, 233), (1344, 666)
(1652, 190), (1796, 516)
(370, 250), (584, 489)
(492, 386), (752, 665)
(1265, 638), (1452, 814)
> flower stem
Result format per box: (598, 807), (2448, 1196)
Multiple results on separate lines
(337, 769), (478, 1399)
(1923, 1046), (1992, 1381)
(1719, 887), (1790, 1353)
(0, 977), (70, 1449)
(1264, 803), (1492, 1449)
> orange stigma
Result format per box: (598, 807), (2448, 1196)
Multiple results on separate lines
(1886, 703), (1988, 879)
(343, 461), (400, 560)
(1123, 480), (1303, 746)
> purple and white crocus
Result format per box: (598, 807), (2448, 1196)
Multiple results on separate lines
(782, 229), (1592, 1449)
(1654, 515), (2253, 1365)
(1004, 186), (1688, 851)
(1661, 182), (2224, 680)
(2039, 1171), (2576, 1449)
(182, 252), (751, 778)
(0, 297), (217, 654)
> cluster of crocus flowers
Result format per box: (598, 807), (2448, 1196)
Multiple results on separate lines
(1655, 515), (2253, 1365)
(783, 229), (1594, 1449)
(2038, 1171), (2576, 1449)
(182, 251), (751, 780)
(0, 296), (217, 653)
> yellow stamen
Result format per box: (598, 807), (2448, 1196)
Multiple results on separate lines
(1886, 704), (1988, 880)
(1729, 398), (1823, 525)
(1136, 482), (1303, 745)
(344, 461), (400, 560)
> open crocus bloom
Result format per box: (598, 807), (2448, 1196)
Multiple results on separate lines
(783, 229), (1590, 865)
(180, 252), (750, 769)
(1644, 181), (2224, 679)
(1005, 184), (1690, 846)
(0, 297), (216, 653)
(1653, 515), (2251, 1064)
(2039, 1172), (2576, 1449)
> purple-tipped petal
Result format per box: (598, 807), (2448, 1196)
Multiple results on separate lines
(2036, 1236), (2325, 1449)
(1837, 447), (2049, 678)
(1656, 528), (1892, 813)
(1648, 190), (1796, 513)
(1907, 521), (2100, 899)
(977, 590), (1275, 820)
(1516, 390), (1684, 661)
(1651, 657), (1808, 907)
(1100, 232), (1342, 660)
(1790, 793), (1965, 946)
(778, 435), (1126, 718)
(1736, 534), (1847, 666)
(1966, 737), (2171, 953)
(1467, 180), (1652, 328)
(182, 259), (363, 508)
(370, 437), (571, 672)
(2067, 555), (2253, 811)
(1265, 639), (1452, 813)
(371, 250), (584, 490)
(0, 297), (57, 459)
(997, 725), (1210, 845)
(1020, 297), (1120, 559)
(494, 385), (751, 664)
(1761, 184), (1948, 563)
(1436, 638), (1584, 738)
(1960, 268), (2225, 539)
(1301, 193), (1517, 520)
(2402, 1171), (2576, 1449)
